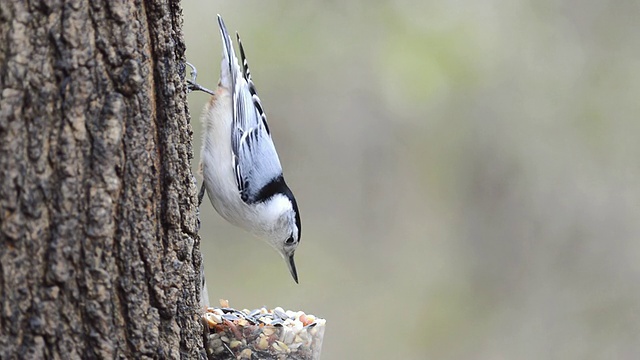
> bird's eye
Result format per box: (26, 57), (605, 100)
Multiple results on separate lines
(286, 236), (295, 245)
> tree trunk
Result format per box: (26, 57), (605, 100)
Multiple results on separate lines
(0, 1), (204, 359)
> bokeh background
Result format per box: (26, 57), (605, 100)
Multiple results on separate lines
(183, 1), (640, 359)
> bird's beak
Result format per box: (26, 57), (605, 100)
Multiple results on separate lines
(287, 254), (299, 284)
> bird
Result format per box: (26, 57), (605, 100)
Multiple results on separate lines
(189, 15), (301, 283)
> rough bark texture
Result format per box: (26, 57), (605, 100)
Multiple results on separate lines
(0, 0), (204, 359)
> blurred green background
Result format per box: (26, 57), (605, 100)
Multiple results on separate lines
(184, 1), (640, 358)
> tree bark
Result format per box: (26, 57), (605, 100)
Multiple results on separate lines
(0, 1), (204, 359)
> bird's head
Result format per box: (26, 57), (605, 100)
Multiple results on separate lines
(255, 192), (301, 283)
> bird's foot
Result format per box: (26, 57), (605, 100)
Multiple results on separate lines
(186, 62), (215, 95)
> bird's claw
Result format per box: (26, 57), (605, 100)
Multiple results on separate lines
(186, 62), (215, 95)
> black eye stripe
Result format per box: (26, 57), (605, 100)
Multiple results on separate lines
(286, 236), (295, 245)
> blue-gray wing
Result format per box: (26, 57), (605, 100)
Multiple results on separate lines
(218, 16), (283, 203)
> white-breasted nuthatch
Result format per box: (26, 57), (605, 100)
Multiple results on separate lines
(188, 15), (301, 283)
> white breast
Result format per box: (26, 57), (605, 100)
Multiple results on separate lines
(200, 90), (249, 228)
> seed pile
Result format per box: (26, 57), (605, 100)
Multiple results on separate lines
(204, 300), (326, 360)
